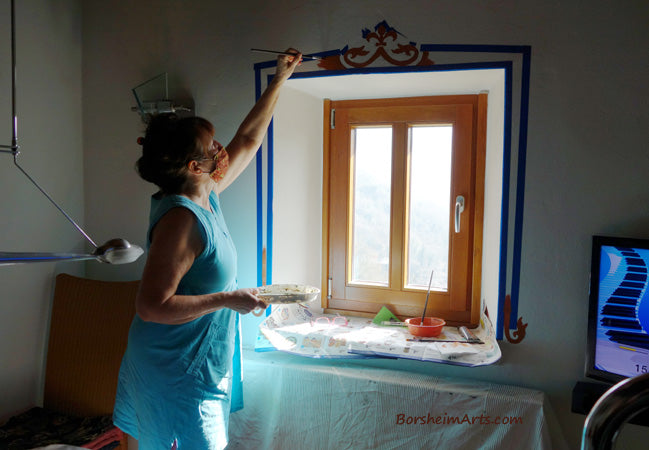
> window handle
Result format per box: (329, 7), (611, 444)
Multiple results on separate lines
(455, 195), (465, 233)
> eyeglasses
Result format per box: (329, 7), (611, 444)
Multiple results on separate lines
(310, 314), (348, 327)
(196, 146), (228, 171)
(195, 156), (216, 174)
(196, 140), (222, 161)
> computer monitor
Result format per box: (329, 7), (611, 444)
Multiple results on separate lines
(586, 235), (649, 383)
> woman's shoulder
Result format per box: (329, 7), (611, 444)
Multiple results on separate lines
(153, 207), (198, 236)
(152, 192), (193, 209)
(152, 193), (206, 218)
(148, 206), (204, 255)
(148, 194), (208, 245)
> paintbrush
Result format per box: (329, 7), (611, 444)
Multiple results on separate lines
(250, 48), (323, 60)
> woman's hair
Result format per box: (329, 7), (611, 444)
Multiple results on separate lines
(135, 114), (214, 194)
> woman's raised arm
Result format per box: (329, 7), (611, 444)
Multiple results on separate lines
(215, 48), (302, 193)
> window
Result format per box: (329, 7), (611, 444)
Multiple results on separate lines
(323, 95), (487, 326)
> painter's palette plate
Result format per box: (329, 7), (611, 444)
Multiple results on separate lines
(257, 284), (320, 304)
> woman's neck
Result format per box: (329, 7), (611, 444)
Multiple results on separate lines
(177, 182), (214, 211)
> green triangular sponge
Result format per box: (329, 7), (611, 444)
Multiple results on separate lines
(372, 306), (402, 325)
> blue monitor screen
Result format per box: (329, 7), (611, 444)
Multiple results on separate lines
(587, 236), (649, 382)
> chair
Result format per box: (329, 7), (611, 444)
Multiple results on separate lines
(0, 273), (139, 449)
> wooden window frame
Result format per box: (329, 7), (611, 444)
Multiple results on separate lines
(322, 94), (487, 327)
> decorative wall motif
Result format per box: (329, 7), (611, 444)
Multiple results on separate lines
(318, 21), (434, 70)
(503, 295), (527, 344)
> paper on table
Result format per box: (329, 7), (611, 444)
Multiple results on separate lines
(259, 304), (501, 366)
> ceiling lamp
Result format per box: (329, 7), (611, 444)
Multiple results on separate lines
(0, 0), (143, 266)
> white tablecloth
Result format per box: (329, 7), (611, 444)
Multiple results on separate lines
(228, 350), (566, 450)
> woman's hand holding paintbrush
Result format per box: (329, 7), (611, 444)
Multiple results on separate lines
(251, 48), (322, 60)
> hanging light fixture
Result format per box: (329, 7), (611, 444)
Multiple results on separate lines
(0, 0), (143, 266)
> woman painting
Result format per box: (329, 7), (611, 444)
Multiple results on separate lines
(113, 49), (302, 449)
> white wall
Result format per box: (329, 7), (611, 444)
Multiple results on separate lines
(0, 0), (83, 421)
(1, 0), (648, 448)
(272, 87), (324, 290)
(79, 2), (649, 448)
(79, 1), (649, 447)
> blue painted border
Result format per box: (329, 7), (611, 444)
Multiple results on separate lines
(498, 63), (514, 340)
(254, 68), (263, 288)
(254, 44), (531, 339)
(509, 47), (532, 330)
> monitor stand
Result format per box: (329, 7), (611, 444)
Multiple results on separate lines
(572, 381), (649, 427)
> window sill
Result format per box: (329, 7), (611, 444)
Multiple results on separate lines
(256, 305), (501, 367)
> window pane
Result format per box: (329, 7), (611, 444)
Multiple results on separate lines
(350, 127), (392, 285)
(407, 125), (453, 291)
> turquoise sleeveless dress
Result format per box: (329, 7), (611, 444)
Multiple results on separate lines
(114, 191), (242, 450)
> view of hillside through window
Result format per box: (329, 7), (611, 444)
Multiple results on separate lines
(350, 125), (453, 291)
(351, 127), (393, 286)
(407, 125), (452, 290)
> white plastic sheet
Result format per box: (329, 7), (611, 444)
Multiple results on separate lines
(228, 351), (564, 450)
(257, 305), (501, 366)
